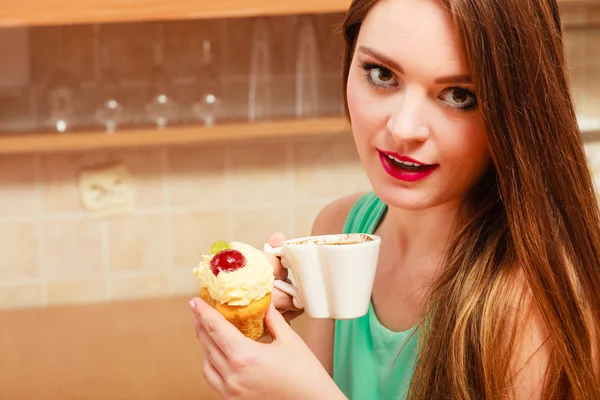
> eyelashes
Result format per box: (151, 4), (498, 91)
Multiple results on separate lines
(358, 61), (479, 112)
(360, 62), (398, 90)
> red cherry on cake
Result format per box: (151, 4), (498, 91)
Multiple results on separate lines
(210, 249), (247, 276)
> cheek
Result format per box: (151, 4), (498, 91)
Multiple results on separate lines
(346, 69), (366, 120)
(346, 69), (384, 139)
(442, 119), (490, 170)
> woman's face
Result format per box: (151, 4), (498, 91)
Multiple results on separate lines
(347, 0), (491, 212)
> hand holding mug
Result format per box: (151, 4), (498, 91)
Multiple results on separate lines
(264, 232), (304, 323)
(265, 233), (381, 319)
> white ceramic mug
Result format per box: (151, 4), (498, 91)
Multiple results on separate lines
(264, 233), (381, 319)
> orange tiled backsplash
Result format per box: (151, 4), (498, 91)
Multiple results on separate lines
(0, 6), (599, 310)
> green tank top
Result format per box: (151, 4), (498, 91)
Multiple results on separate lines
(333, 191), (419, 400)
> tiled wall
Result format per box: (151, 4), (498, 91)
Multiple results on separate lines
(0, 135), (371, 309)
(0, 4), (599, 310)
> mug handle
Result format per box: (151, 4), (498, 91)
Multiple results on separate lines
(263, 244), (303, 309)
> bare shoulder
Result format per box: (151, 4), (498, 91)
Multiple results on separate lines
(311, 192), (367, 236)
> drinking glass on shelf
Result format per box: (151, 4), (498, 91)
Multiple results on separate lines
(42, 26), (80, 133)
(248, 18), (272, 122)
(94, 25), (124, 133)
(295, 16), (321, 118)
(145, 23), (177, 129)
(191, 39), (222, 127)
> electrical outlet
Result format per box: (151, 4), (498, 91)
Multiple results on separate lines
(78, 163), (135, 218)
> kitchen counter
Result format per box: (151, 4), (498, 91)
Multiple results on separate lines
(0, 296), (307, 399)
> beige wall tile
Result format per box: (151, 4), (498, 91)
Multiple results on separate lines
(231, 207), (292, 249)
(292, 136), (366, 203)
(43, 218), (104, 279)
(0, 221), (39, 280)
(105, 148), (166, 210)
(0, 155), (39, 217)
(107, 214), (170, 272)
(293, 205), (325, 238)
(168, 144), (228, 208)
(0, 283), (44, 309)
(46, 279), (107, 306)
(171, 210), (228, 270)
(109, 274), (169, 300)
(169, 270), (199, 297)
(40, 152), (107, 214)
(230, 141), (290, 206)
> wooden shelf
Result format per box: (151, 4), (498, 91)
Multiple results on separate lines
(0, 0), (351, 28)
(0, 116), (351, 154)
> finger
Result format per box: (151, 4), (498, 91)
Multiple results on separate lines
(202, 355), (226, 395)
(282, 309), (304, 323)
(272, 287), (300, 312)
(266, 253), (288, 281)
(196, 324), (230, 377)
(191, 298), (250, 358)
(265, 232), (288, 280)
(264, 304), (295, 341)
(257, 333), (273, 344)
(267, 231), (287, 247)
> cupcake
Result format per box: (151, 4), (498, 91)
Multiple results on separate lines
(193, 241), (274, 341)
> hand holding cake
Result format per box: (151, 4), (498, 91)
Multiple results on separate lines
(193, 240), (274, 341)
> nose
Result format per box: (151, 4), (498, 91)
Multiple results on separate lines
(385, 91), (431, 143)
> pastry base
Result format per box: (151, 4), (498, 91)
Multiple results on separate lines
(200, 287), (271, 341)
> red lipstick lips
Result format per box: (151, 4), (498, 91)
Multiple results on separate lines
(378, 150), (438, 182)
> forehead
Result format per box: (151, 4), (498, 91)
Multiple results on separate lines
(358, 0), (468, 77)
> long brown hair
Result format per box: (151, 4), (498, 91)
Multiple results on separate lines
(342, 0), (600, 398)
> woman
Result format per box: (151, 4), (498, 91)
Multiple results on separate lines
(190, 0), (600, 398)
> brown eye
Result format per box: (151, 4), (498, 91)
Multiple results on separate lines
(360, 62), (399, 89)
(367, 67), (397, 87)
(439, 87), (477, 110)
(372, 68), (393, 82)
(452, 90), (468, 103)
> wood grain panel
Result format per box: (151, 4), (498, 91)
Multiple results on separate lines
(0, 296), (309, 399)
(0, 0), (351, 28)
(0, 117), (350, 155)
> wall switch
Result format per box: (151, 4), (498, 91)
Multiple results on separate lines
(78, 163), (135, 218)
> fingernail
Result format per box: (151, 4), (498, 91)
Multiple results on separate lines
(189, 299), (196, 310)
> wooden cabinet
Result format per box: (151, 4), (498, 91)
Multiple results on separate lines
(0, 296), (309, 399)
(0, 117), (350, 155)
(0, 0), (595, 154)
(0, 0), (351, 27)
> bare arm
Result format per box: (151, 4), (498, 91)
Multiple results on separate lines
(510, 301), (552, 399)
(304, 192), (366, 377)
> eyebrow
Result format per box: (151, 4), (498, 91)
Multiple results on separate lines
(357, 45), (473, 84)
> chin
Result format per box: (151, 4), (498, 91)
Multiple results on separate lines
(371, 181), (439, 212)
